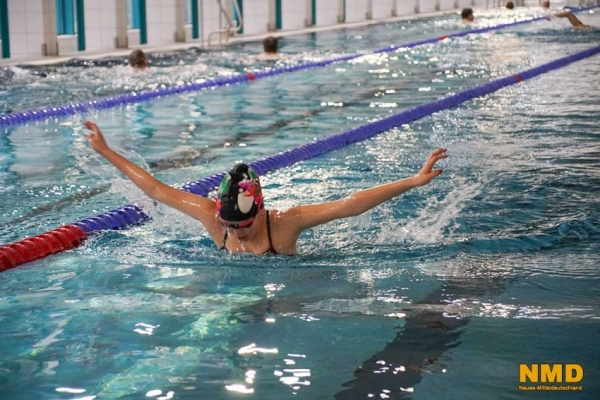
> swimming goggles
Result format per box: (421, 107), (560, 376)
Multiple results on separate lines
(220, 217), (255, 230)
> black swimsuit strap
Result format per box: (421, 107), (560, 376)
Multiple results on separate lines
(220, 211), (277, 254)
(265, 210), (278, 255)
(221, 230), (229, 251)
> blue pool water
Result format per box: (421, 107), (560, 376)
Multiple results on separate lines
(1, 9), (600, 399)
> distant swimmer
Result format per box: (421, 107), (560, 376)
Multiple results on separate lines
(461, 8), (475, 24)
(541, 0), (589, 29)
(128, 49), (149, 71)
(506, 2), (514, 10)
(258, 36), (280, 60)
(83, 121), (448, 255)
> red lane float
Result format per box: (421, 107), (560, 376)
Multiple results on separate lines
(0, 225), (87, 272)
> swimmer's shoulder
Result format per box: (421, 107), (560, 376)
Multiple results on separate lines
(257, 53), (282, 61)
(267, 208), (305, 236)
(263, 209), (299, 255)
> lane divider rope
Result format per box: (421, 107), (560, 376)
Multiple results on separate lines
(0, 5), (597, 128)
(2, 43), (599, 272)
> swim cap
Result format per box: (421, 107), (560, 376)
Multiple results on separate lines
(216, 164), (264, 222)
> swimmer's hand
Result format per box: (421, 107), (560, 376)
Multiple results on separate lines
(413, 148), (447, 186)
(84, 121), (109, 153)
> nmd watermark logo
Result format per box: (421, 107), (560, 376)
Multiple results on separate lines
(519, 364), (583, 391)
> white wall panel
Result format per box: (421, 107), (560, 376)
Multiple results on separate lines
(85, 1), (117, 51)
(373, 0), (393, 19)
(281, 0), (307, 31)
(8, 0), (44, 57)
(242, 0), (270, 35)
(345, 0), (368, 23)
(457, 0), (474, 7)
(418, 0), (438, 13)
(396, 0), (417, 16)
(142, 0), (177, 45)
(128, 29), (140, 46)
(316, 0), (338, 26)
(439, 0), (456, 11)
(57, 35), (77, 54)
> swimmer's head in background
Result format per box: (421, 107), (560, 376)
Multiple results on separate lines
(461, 7), (474, 21)
(216, 164), (264, 223)
(263, 36), (278, 54)
(128, 49), (147, 69)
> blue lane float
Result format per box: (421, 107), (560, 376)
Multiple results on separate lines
(1, 5), (597, 129)
(1, 43), (599, 272)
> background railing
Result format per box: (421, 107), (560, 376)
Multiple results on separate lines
(207, 0), (243, 47)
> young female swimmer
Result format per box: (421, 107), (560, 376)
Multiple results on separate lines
(84, 121), (447, 255)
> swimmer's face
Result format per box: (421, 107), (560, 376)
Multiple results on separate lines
(220, 210), (262, 241)
(228, 224), (256, 241)
(465, 13), (474, 22)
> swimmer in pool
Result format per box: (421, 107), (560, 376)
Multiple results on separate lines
(128, 49), (149, 71)
(541, 0), (589, 29)
(258, 36), (280, 60)
(84, 121), (447, 255)
(461, 8), (475, 24)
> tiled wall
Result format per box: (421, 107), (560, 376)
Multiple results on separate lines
(8, 0), (44, 57)
(146, 0), (177, 45)
(316, 0), (338, 26)
(373, 0), (393, 19)
(57, 35), (77, 54)
(457, 0), (475, 7)
(396, 0), (418, 16)
(2, 0), (507, 61)
(85, 0), (118, 52)
(345, 0), (368, 23)
(281, 0), (308, 31)
(243, 0), (270, 35)
(418, 0), (438, 13)
(128, 29), (141, 46)
(439, 0), (457, 11)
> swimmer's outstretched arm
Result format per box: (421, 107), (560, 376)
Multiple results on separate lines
(554, 11), (587, 28)
(285, 148), (447, 233)
(83, 121), (222, 241)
